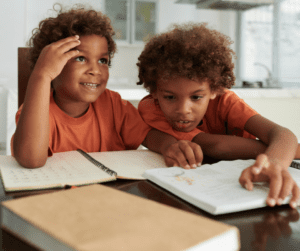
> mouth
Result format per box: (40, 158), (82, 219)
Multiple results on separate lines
(173, 120), (193, 130)
(81, 82), (100, 89)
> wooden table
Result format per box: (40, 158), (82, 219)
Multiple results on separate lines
(1, 178), (300, 251)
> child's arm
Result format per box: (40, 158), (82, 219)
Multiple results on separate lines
(192, 133), (267, 159)
(142, 129), (203, 169)
(13, 36), (80, 168)
(239, 114), (300, 208)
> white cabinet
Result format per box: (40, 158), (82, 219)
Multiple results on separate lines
(104, 0), (158, 44)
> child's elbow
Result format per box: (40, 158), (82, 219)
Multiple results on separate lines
(14, 152), (47, 169)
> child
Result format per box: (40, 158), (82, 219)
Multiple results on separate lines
(137, 23), (300, 208)
(12, 4), (203, 170)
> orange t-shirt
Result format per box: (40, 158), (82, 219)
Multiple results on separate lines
(138, 89), (258, 141)
(12, 89), (151, 156)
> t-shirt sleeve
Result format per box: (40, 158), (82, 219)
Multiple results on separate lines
(138, 95), (202, 141)
(218, 91), (258, 138)
(113, 94), (152, 149)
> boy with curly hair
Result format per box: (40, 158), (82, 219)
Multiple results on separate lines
(12, 5), (203, 170)
(137, 23), (300, 208)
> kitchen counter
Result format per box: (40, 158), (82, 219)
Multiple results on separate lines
(109, 87), (300, 101)
(110, 87), (300, 140)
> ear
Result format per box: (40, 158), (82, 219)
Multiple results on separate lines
(210, 92), (217, 100)
(152, 91), (158, 99)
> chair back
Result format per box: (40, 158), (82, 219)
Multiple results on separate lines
(18, 47), (31, 107)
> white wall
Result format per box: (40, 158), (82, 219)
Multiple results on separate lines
(0, 0), (233, 154)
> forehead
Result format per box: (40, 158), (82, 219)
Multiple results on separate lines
(157, 77), (211, 92)
(75, 34), (108, 52)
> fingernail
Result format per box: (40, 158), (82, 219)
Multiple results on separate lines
(184, 165), (190, 169)
(277, 198), (283, 206)
(75, 35), (79, 38)
(191, 164), (197, 169)
(253, 167), (260, 174)
(268, 198), (276, 207)
(244, 183), (249, 190)
(291, 202), (297, 209)
(197, 163), (201, 167)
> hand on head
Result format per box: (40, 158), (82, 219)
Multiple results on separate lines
(32, 36), (81, 82)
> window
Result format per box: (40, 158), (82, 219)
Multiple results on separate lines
(104, 0), (158, 44)
(241, 0), (300, 87)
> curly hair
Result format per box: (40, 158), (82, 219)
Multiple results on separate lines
(27, 3), (116, 70)
(137, 23), (236, 93)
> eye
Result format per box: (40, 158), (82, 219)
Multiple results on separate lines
(163, 95), (175, 100)
(99, 58), (108, 64)
(191, 95), (203, 101)
(75, 56), (85, 62)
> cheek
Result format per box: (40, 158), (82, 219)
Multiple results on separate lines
(158, 101), (174, 117)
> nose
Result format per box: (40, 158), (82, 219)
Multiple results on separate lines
(88, 61), (101, 76)
(175, 99), (192, 115)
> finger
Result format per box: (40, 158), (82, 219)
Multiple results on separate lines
(164, 156), (179, 167)
(191, 144), (203, 167)
(52, 35), (81, 48)
(252, 154), (270, 175)
(169, 150), (190, 169)
(64, 49), (80, 61)
(178, 143), (197, 169)
(267, 169), (282, 207)
(239, 168), (254, 191)
(277, 170), (295, 205)
(59, 39), (81, 55)
(289, 183), (300, 209)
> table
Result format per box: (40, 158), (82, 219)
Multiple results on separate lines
(1, 179), (300, 251)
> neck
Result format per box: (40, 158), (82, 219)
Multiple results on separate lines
(53, 92), (90, 118)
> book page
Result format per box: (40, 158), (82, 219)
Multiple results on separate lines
(88, 150), (166, 179)
(143, 159), (300, 215)
(0, 151), (114, 191)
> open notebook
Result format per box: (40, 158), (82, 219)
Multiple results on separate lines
(143, 159), (300, 215)
(0, 149), (166, 191)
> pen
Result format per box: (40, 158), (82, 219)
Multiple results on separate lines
(77, 149), (117, 176)
(291, 160), (300, 170)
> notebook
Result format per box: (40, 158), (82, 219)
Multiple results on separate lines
(1, 184), (240, 251)
(143, 159), (300, 215)
(0, 149), (166, 191)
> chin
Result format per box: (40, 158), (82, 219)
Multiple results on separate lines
(174, 127), (194, 133)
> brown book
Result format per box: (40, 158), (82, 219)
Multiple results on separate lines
(1, 184), (240, 251)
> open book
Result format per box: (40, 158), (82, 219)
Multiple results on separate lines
(143, 159), (300, 215)
(1, 184), (240, 251)
(0, 149), (165, 192)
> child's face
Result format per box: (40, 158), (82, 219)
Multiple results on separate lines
(52, 34), (109, 107)
(152, 77), (216, 132)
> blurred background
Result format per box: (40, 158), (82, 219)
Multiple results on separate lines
(0, 0), (300, 155)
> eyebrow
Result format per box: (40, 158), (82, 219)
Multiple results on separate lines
(161, 89), (206, 94)
(77, 48), (109, 57)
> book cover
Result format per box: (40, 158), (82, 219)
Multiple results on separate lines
(1, 184), (240, 251)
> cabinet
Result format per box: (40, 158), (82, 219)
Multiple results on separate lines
(104, 0), (158, 44)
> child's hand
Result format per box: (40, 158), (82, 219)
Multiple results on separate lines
(239, 154), (300, 208)
(32, 35), (81, 81)
(162, 140), (203, 169)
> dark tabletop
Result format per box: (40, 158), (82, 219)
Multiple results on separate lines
(1, 172), (300, 251)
